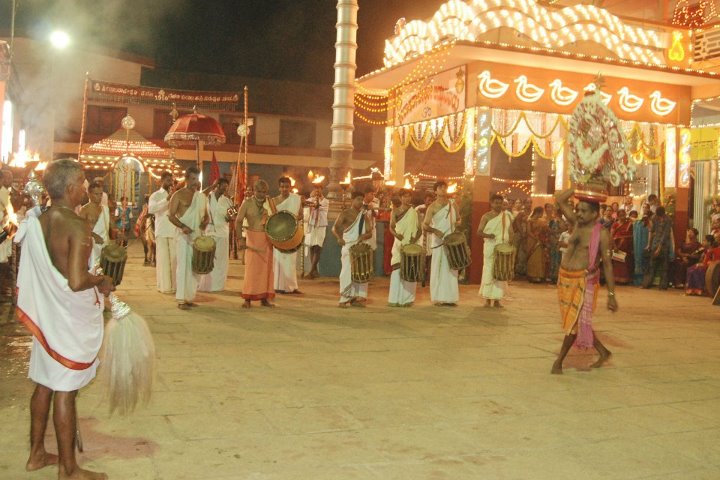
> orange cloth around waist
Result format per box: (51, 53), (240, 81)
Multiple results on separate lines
(557, 267), (598, 335)
(242, 230), (275, 300)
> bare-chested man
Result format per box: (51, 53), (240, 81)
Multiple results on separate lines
(17, 158), (114, 479)
(552, 187), (617, 374)
(333, 191), (373, 307)
(168, 166), (208, 310)
(78, 183), (111, 269)
(423, 181), (461, 306)
(235, 179), (275, 308)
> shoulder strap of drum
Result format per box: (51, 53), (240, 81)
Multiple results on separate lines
(501, 211), (507, 242)
(269, 197), (277, 215)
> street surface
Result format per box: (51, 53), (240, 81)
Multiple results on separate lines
(1, 245), (719, 479)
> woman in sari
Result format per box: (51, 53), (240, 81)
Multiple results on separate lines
(610, 209), (634, 284)
(670, 228), (702, 288)
(513, 207), (529, 277)
(686, 235), (720, 296)
(632, 204), (651, 286)
(525, 206), (547, 283)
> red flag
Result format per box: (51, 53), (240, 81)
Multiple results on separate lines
(209, 152), (221, 184)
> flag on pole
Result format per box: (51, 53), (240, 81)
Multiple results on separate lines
(209, 152), (221, 185)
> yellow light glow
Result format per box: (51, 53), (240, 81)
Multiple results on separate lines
(311, 175), (325, 185)
(403, 178), (412, 189)
(447, 182), (458, 194)
(669, 31), (685, 62)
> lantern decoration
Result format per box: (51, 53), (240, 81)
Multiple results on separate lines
(567, 78), (634, 203)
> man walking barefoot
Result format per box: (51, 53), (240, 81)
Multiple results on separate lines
(552, 188), (617, 374)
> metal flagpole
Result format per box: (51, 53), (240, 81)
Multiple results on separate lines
(243, 86), (249, 193)
(77, 73), (90, 159)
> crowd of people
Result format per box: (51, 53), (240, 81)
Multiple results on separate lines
(505, 194), (720, 296)
(10, 160), (720, 479)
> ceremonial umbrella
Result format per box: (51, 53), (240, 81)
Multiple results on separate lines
(164, 108), (226, 185)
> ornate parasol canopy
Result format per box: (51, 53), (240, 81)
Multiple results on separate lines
(164, 108), (226, 182)
(164, 112), (226, 147)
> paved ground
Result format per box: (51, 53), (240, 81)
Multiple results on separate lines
(1, 245), (719, 480)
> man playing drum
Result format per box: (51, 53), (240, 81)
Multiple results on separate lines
(17, 159), (114, 479)
(149, 171), (176, 294)
(168, 167), (208, 310)
(477, 193), (514, 308)
(78, 182), (111, 269)
(272, 176), (303, 294)
(552, 187), (617, 374)
(423, 181), (461, 306)
(333, 191), (373, 307)
(303, 184), (329, 279)
(235, 179), (275, 308)
(388, 189), (421, 307)
(198, 177), (234, 292)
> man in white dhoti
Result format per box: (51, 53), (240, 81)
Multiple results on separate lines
(149, 171), (176, 294)
(388, 189), (421, 307)
(198, 178), (233, 292)
(415, 192), (435, 287)
(17, 159), (113, 479)
(272, 176), (303, 293)
(333, 191), (373, 307)
(423, 181), (461, 306)
(478, 194), (514, 308)
(169, 166), (208, 309)
(0, 170), (14, 263)
(78, 183), (111, 269)
(303, 185), (329, 279)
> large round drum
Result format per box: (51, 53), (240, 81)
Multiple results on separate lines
(493, 243), (516, 281)
(400, 243), (425, 282)
(100, 243), (128, 286)
(192, 236), (216, 275)
(265, 211), (304, 253)
(350, 242), (374, 283)
(705, 260), (720, 296)
(443, 231), (471, 270)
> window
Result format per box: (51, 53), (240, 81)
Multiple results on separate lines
(220, 114), (256, 145)
(86, 106), (127, 136)
(279, 119), (316, 149)
(153, 108), (192, 140)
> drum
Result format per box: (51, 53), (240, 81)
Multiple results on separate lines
(443, 231), (471, 270)
(100, 243), (127, 286)
(350, 242), (374, 283)
(705, 260), (720, 296)
(400, 243), (425, 282)
(192, 236), (216, 275)
(265, 211), (304, 252)
(493, 243), (516, 281)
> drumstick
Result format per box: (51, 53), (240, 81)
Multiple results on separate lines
(238, 245), (264, 254)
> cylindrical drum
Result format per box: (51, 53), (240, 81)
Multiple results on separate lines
(192, 236), (216, 275)
(265, 211), (304, 252)
(705, 260), (720, 296)
(493, 243), (516, 281)
(443, 231), (471, 270)
(350, 242), (373, 283)
(400, 243), (425, 282)
(100, 243), (128, 286)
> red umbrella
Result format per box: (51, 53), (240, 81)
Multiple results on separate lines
(164, 109), (226, 183)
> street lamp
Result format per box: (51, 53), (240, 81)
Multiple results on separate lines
(49, 30), (70, 50)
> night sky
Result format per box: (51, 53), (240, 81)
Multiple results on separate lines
(1, 0), (444, 84)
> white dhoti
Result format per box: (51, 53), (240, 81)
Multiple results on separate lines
(480, 212), (513, 301)
(17, 217), (103, 392)
(198, 193), (232, 292)
(272, 194), (301, 292)
(339, 211), (368, 304)
(429, 204), (459, 304)
(388, 208), (419, 306)
(89, 205), (110, 270)
(155, 236), (176, 293)
(175, 191), (206, 304)
(273, 248), (298, 292)
(198, 236), (229, 292)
